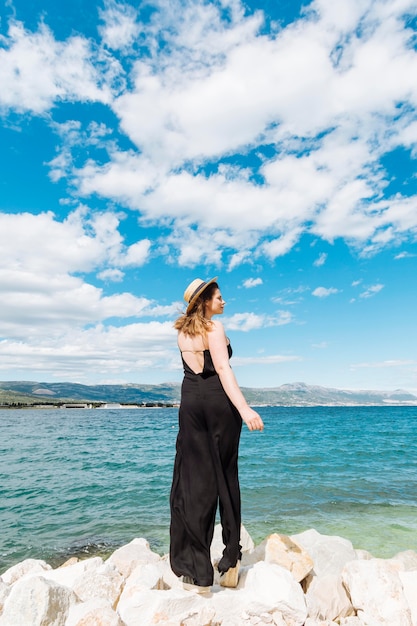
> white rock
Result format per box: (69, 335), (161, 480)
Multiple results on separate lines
(72, 561), (124, 608)
(342, 558), (413, 626)
(0, 575), (77, 626)
(205, 585), (249, 624)
(304, 573), (354, 622)
(107, 538), (161, 578)
(245, 561), (306, 623)
(41, 557), (104, 589)
(210, 523), (254, 563)
(305, 619), (363, 626)
(339, 618), (366, 626)
(210, 561), (307, 626)
(0, 558), (51, 586)
(355, 549), (373, 560)
(117, 587), (213, 626)
(270, 612), (289, 626)
(5, 529), (416, 626)
(120, 562), (166, 603)
(390, 550), (417, 572)
(240, 524), (256, 553)
(66, 598), (124, 626)
(291, 529), (357, 577)
(399, 570), (417, 626)
(304, 617), (339, 626)
(160, 554), (184, 590)
(244, 533), (314, 582)
(173, 602), (216, 626)
(0, 581), (10, 617)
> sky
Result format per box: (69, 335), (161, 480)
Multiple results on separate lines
(1, 0), (417, 394)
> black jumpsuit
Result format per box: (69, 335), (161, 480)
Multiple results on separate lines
(169, 344), (242, 587)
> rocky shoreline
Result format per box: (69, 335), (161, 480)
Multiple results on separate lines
(0, 525), (416, 625)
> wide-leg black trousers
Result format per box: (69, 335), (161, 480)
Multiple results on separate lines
(169, 370), (242, 586)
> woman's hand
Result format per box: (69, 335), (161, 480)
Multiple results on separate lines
(240, 406), (264, 432)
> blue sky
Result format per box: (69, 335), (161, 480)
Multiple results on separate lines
(1, 0), (417, 393)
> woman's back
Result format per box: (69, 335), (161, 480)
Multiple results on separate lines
(177, 331), (207, 375)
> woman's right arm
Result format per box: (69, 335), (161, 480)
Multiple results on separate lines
(207, 321), (264, 432)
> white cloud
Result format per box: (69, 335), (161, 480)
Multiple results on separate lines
(225, 312), (265, 332)
(359, 283), (384, 298)
(105, 0), (417, 260)
(0, 321), (179, 382)
(0, 209), (151, 274)
(1, 0), (417, 388)
(312, 341), (328, 349)
(260, 228), (303, 260)
(119, 239), (152, 267)
(98, 0), (140, 51)
(312, 286), (340, 298)
(97, 268), (125, 282)
(228, 249), (253, 270)
(0, 267), (167, 337)
(0, 21), (115, 113)
(273, 285), (309, 306)
(232, 354), (302, 366)
(0, 210), (160, 353)
(0, 214), (180, 380)
(395, 251), (417, 259)
(225, 310), (292, 331)
(352, 359), (415, 369)
(243, 277), (263, 288)
(76, 151), (161, 201)
(314, 253), (327, 267)
(1, 0), (415, 265)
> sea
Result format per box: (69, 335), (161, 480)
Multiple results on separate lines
(1, 405), (416, 574)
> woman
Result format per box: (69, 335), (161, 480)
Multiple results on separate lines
(169, 277), (264, 593)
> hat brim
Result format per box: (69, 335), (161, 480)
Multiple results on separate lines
(186, 276), (218, 313)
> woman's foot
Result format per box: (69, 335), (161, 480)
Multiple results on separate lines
(182, 575), (211, 594)
(219, 560), (240, 588)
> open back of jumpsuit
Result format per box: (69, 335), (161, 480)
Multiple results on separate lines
(169, 344), (242, 587)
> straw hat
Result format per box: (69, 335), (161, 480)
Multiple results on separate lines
(184, 277), (218, 313)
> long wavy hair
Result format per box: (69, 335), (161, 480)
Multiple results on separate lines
(174, 282), (219, 337)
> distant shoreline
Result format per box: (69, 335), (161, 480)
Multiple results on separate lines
(1, 401), (417, 409)
(2, 380), (416, 409)
(0, 402), (179, 410)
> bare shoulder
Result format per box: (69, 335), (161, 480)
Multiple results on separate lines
(210, 319), (225, 334)
(208, 320), (228, 350)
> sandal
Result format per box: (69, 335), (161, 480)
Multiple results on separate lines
(182, 575), (211, 594)
(219, 560), (240, 588)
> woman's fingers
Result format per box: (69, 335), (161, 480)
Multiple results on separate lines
(247, 417), (264, 431)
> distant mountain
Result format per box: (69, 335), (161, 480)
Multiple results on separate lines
(240, 382), (417, 406)
(1, 380), (417, 406)
(0, 381), (181, 406)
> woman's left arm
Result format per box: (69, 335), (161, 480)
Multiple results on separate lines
(207, 321), (264, 431)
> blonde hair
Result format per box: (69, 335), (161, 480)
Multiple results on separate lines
(174, 282), (218, 337)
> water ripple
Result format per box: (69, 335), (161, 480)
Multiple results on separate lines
(1, 405), (417, 571)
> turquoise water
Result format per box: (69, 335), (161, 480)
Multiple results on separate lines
(1, 406), (416, 573)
